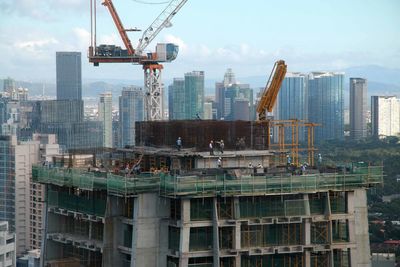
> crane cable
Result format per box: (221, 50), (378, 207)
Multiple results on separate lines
(131, 0), (170, 5)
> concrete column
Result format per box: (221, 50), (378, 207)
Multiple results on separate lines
(304, 250), (311, 267)
(304, 218), (311, 246)
(233, 197), (240, 219)
(179, 199), (190, 266)
(352, 189), (371, 267)
(234, 223), (241, 250)
(212, 197), (220, 267)
(132, 193), (169, 267)
(326, 192), (331, 216)
(303, 194), (310, 216)
(182, 199), (190, 223)
(234, 255), (241, 267)
(179, 227), (190, 266)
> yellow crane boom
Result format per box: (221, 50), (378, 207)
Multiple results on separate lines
(257, 60), (287, 120)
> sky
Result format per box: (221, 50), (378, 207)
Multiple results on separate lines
(0, 0), (399, 83)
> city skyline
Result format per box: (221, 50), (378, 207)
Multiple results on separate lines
(0, 0), (399, 82)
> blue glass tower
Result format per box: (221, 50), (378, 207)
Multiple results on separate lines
(119, 87), (144, 147)
(308, 72), (344, 142)
(275, 73), (308, 141)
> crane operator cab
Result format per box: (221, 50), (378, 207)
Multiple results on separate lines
(148, 43), (179, 62)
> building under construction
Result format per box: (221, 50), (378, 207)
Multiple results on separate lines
(34, 121), (383, 267)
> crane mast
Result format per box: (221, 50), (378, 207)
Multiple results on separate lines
(257, 60), (287, 120)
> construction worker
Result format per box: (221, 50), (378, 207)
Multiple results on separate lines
(176, 137), (182, 151)
(209, 140), (214, 155)
(219, 139), (225, 154)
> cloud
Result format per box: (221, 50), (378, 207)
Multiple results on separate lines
(164, 34), (188, 54)
(72, 27), (91, 50)
(15, 38), (58, 50)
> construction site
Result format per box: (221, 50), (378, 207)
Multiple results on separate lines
(32, 119), (383, 267)
(30, 1), (383, 266)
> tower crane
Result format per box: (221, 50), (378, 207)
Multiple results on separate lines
(256, 60), (287, 120)
(88, 0), (188, 121)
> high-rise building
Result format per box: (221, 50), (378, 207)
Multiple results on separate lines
(0, 221), (16, 267)
(203, 102), (213, 120)
(98, 92), (113, 148)
(0, 134), (52, 256)
(168, 72), (205, 120)
(350, 78), (368, 139)
(3, 77), (16, 94)
(224, 84), (253, 121)
(0, 136), (16, 232)
(37, 100), (84, 123)
(371, 96), (400, 137)
(215, 68), (237, 120)
(29, 134), (60, 251)
(308, 72), (344, 142)
(184, 71), (204, 120)
(119, 87), (144, 147)
(274, 72), (308, 141)
(215, 69), (254, 121)
(56, 52), (82, 101)
(14, 140), (39, 255)
(34, 122), (383, 266)
(168, 78), (185, 120)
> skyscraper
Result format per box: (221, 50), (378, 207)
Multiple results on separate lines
(350, 78), (368, 139)
(168, 71), (205, 120)
(0, 136), (16, 232)
(308, 72), (344, 142)
(119, 87), (144, 147)
(99, 92), (113, 148)
(274, 72), (308, 141)
(168, 78), (185, 120)
(184, 71), (204, 120)
(56, 52), (82, 100)
(224, 84), (253, 121)
(371, 96), (400, 137)
(215, 68), (237, 120)
(3, 77), (16, 94)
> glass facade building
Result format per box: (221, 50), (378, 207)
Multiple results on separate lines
(0, 136), (16, 232)
(168, 71), (204, 120)
(168, 78), (185, 120)
(184, 71), (205, 120)
(308, 72), (344, 142)
(119, 87), (144, 148)
(275, 73), (308, 142)
(56, 52), (82, 101)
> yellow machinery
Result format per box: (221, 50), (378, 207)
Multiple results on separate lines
(256, 60), (287, 120)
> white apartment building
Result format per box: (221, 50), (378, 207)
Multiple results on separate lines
(0, 221), (16, 267)
(371, 96), (400, 137)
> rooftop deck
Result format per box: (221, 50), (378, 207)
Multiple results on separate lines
(32, 163), (383, 197)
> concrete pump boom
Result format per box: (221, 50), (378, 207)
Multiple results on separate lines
(257, 60), (287, 120)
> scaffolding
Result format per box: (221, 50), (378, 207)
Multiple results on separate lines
(33, 165), (383, 198)
(268, 120), (318, 167)
(160, 166), (383, 197)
